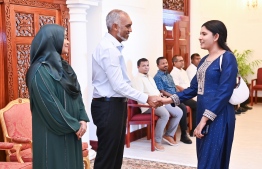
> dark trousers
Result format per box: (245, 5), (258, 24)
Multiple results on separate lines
(178, 103), (187, 135)
(91, 100), (127, 169)
(183, 99), (197, 130)
(240, 97), (250, 107)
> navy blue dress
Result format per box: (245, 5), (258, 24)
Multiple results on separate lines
(174, 51), (238, 169)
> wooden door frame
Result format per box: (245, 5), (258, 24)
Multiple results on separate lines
(163, 0), (190, 72)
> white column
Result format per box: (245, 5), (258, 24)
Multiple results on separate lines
(66, 0), (100, 160)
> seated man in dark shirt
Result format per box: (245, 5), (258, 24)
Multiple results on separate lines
(154, 57), (192, 144)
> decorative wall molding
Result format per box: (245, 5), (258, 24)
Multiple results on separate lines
(66, 0), (100, 6)
(5, 3), (15, 101)
(9, 0), (60, 9)
(66, 0), (99, 23)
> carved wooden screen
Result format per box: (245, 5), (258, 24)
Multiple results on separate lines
(4, 3), (69, 103)
(9, 5), (59, 99)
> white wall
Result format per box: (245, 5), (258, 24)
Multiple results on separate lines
(101, 0), (163, 79)
(84, 2), (103, 142)
(190, 0), (262, 97)
(86, 0), (163, 141)
(85, 0), (262, 141)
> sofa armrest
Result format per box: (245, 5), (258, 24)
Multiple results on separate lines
(0, 142), (24, 163)
(11, 137), (32, 144)
(251, 79), (257, 88)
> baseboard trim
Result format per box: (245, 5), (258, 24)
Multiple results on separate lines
(90, 127), (147, 151)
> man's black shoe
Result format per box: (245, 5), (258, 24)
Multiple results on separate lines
(242, 105), (252, 110)
(235, 110), (241, 115)
(238, 107), (247, 112)
(180, 134), (192, 144)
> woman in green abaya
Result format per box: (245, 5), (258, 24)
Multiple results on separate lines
(26, 24), (89, 169)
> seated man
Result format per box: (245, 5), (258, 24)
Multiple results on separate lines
(170, 55), (197, 136)
(132, 58), (183, 151)
(154, 57), (192, 144)
(186, 53), (201, 81)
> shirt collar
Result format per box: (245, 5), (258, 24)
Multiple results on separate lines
(138, 72), (148, 77)
(173, 67), (181, 72)
(105, 33), (124, 52)
(191, 63), (197, 68)
(157, 70), (168, 75)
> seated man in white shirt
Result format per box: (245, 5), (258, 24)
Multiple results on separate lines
(186, 53), (201, 81)
(170, 55), (197, 136)
(132, 58), (183, 151)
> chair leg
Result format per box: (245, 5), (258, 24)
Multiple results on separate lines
(147, 125), (151, 140)
(255, 90), (258, 104)
(188, 109), (192, 132)
(151, 123), (155, 152)
(250, 88), (254, 106)
(83, 156), (90, 169)
(126, 123), (130, 148)
(186, 106), (193, 132)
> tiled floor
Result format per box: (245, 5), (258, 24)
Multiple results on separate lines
(123, 103), (262, 169)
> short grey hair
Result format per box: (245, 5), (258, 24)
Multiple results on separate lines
(172, 55), (180, 63)
(106, 9), (128, 31)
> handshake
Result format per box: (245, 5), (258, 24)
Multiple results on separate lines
(147, 95), (173, 108)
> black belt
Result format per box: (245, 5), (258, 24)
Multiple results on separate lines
(93, 97), (128, 102)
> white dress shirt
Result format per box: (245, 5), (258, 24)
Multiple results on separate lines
(92, 33), (148, 104)
(132, 73), (160, 112)
(186, 63), (197, 82)
(171, 66), (197, 101)
(170, 67), (190, 89)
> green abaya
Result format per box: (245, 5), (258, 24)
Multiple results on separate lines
(26, 24), (89, 169)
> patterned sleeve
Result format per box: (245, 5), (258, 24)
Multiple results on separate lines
(154, 74), (164, 91)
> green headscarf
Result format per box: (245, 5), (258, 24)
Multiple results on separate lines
(26, 24), (80, 98)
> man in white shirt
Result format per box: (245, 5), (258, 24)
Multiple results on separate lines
(91, 9), (161, 169)
(132, 58), (182, 151)
(170, 55), (197, 136)
(186, 53), (201, 81)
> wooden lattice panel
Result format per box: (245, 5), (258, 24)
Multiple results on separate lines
(15, 13), (34, 37)
(39, 15), (55, 28)
(163, 0), (184, 11)
(16, 44), (30, 98)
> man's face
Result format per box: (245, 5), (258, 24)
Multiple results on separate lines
(138, 61), (149, 74)
(157, 58), (168, 71)
(173, 56), (184, 69)
(116, 14), (132, 42)
(192, 55), (201, 66)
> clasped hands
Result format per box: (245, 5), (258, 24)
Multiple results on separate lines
(147, 95), (174, 108)
(76, 120), (87, 140)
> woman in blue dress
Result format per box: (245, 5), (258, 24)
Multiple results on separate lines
(159, 20), (238, 169)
